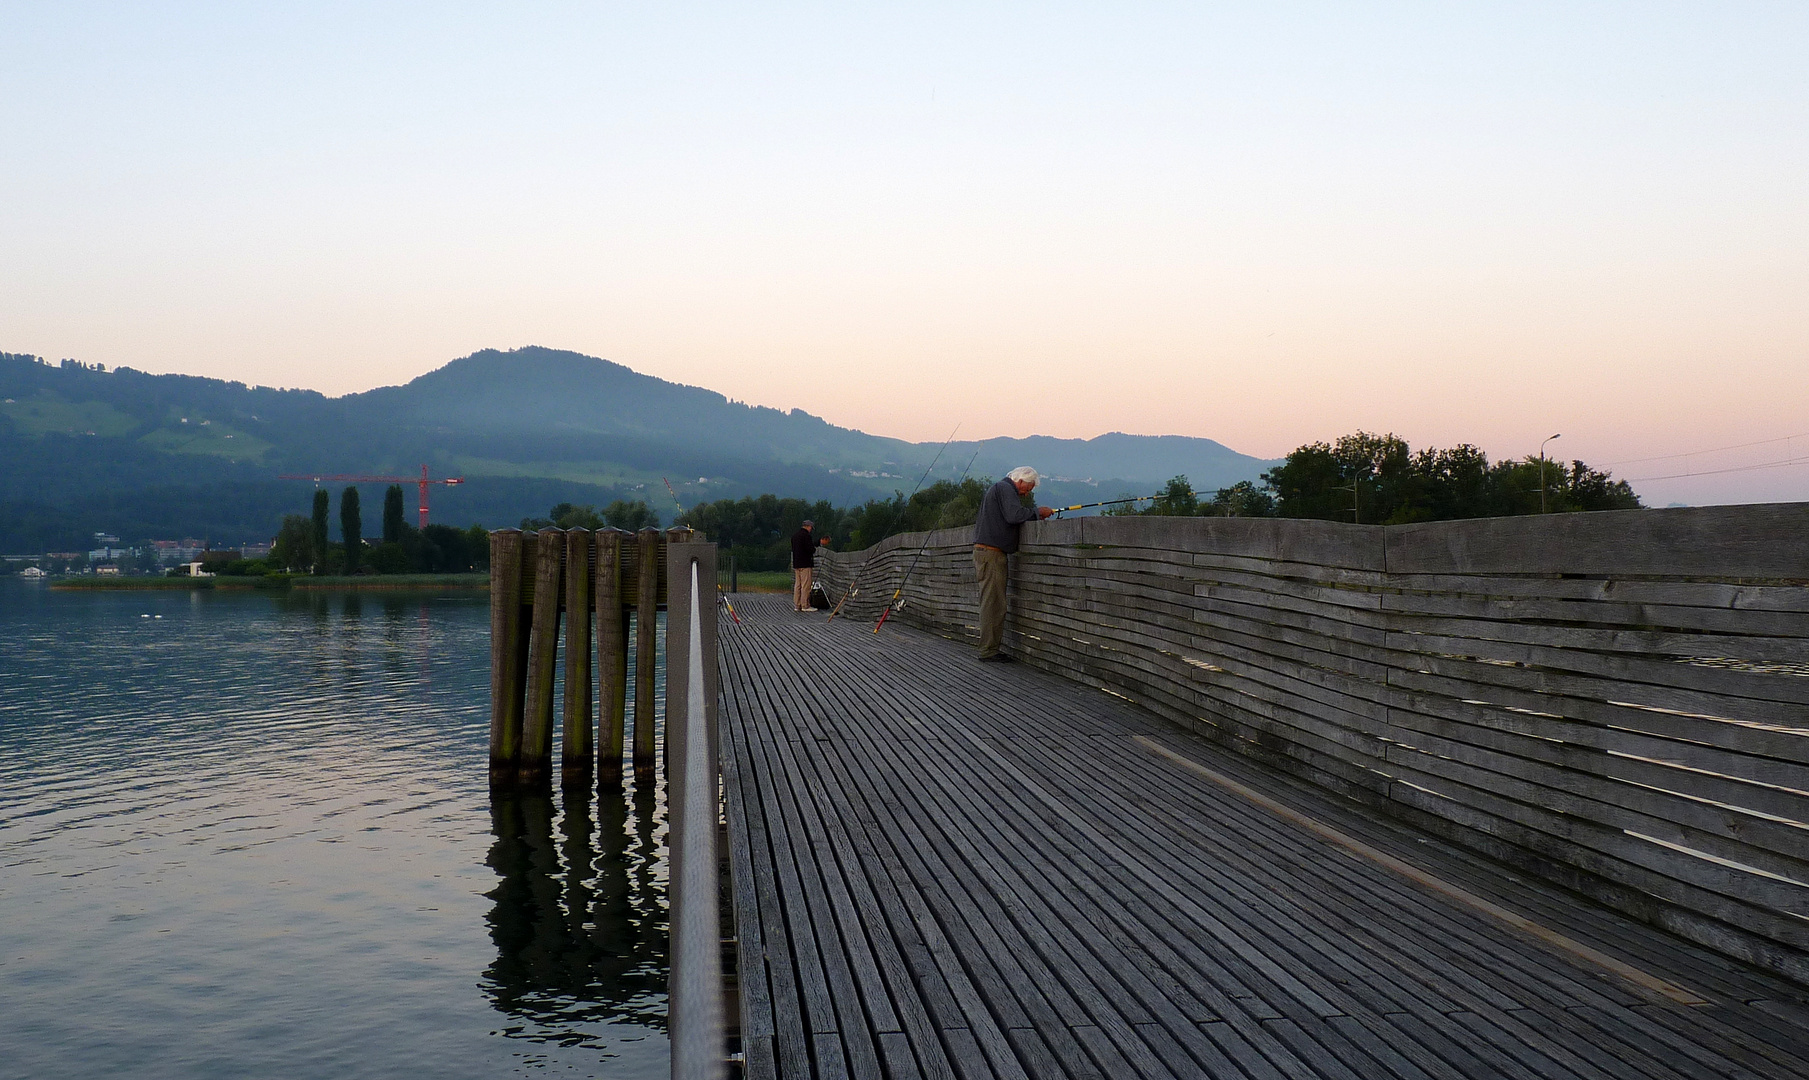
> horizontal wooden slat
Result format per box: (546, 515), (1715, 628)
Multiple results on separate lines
(819, 507), (1809, 989)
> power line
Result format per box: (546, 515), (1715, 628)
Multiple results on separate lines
(1627, 455), (1809, 483)
(1604, 431), (1809, 468)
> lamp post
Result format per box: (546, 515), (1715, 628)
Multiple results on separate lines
(1539, 433), (1562, 513)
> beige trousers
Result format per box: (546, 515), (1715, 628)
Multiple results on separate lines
(974, 545), (1008, 657)
(792, 566), (814, 610)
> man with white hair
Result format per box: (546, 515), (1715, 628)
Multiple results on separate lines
(972, 466), (1053, 661)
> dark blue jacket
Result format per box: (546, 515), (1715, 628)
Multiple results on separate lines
(973, 478), (1039, 554)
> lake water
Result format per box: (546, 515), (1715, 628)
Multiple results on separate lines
(0, 580), (669, 1079)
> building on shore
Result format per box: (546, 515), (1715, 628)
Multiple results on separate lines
(150, 540), (207, 567)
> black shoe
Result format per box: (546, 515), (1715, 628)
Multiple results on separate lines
(978, 653), (1016, 664)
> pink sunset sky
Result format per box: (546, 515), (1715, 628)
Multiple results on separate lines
(3, 4), (1805, 506)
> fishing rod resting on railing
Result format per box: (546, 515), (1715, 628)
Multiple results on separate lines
(871, 490), (1163, 632)
(828, 422), (962, 620)
(874, 449), (982, 633)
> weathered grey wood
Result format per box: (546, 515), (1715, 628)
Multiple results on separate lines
(1386, 502), (1809, 578)
(809, 508), (1809, 986)
(664, 528), (695, 775)
(561, 528), (593, 788)
(634, 526), (660, 776)
(720, 593), (1809, 1080)
(518, 528), (564, 788)
(594, 529), (628, 788)
(488, 528), (527, 788)
(721, 723), (779, 1080)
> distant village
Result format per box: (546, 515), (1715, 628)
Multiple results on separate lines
(3, 532), (272, 579)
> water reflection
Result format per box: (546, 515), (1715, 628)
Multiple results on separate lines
(0, 581), (666, 1078)
(483, 782), (669, 1047)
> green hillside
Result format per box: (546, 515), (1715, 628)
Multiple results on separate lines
(0, 348), (1274, 551)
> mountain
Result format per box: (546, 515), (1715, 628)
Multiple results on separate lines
(0, 347), (1276, 551)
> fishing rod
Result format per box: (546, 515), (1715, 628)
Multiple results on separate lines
(873, 486), (1164, 632)
(663, 477), (740, 625)
(1051, 494), (1160, 517)
(875, 448), (982, 634)
(828, 422), (962, 621)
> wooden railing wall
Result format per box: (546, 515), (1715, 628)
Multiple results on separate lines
(816, 504), (1809, 986)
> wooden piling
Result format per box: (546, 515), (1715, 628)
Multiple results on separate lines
(488, 529), (527, 788)
(595, 528), (628, 788)
(519, 528), (565, 788)
(633, 526), (660, 776)
(664, 528), (694, 772)
(561, 528), (593, 789)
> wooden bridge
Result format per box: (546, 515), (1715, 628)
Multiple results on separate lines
(489, 505), (1809, 1079)
(721, 592), (1809, 1080)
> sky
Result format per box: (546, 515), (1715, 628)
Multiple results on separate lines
(3, 3), (1806, 506)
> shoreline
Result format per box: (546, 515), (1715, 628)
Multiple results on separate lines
(48, 573), (491, 592)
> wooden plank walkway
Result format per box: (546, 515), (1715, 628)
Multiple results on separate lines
(719, 594), (1809, 1080)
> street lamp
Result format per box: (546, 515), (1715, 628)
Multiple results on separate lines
(1539, 433), (1562, 513)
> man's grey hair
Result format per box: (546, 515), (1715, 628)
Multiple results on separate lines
(1006, 466), (1040, 486)
(802, 519), (814, 527)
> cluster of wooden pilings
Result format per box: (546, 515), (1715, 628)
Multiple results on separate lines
(488, 525), (696, 790)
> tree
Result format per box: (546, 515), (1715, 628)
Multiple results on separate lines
(310, 489), (330, 574)
(1261, 432), (1640, 523)
(272, 514), (314, 571)
(1102, 474), (1275, 519)
(1206, 480), (1276, 517)
(674, 493), (843, 570)
(368, 542), (410, 574)
(1147, 475), (1200, 516)
(838, 478), (986, 551)
(604, 499), (659, 530)
(382, 484), (406, 544)
(549, 502), (606, 530)
(1561, 460), (1640, 512)
(340, 486), (363, 574)
(520, 499), (659, 532)
(464, 524), (491, 570)
(1415, 444), (1497, 520)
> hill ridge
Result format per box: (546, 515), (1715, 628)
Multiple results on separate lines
(0, 347), (1274, 550)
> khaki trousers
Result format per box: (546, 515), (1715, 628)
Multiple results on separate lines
(974, 545), (1008, 657)
(792, 566), (814, 610)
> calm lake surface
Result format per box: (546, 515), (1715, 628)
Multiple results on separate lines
(0, 580), (669, 1079)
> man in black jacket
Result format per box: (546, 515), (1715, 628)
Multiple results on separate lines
(973, 467), (1053, 660)
(790, 520), (816, 613)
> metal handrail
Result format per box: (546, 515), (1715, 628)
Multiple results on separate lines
(668, 552), (724, 1080)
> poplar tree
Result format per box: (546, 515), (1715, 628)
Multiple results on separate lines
(341, 487), (363, 574)
(383, 484), (406, 544)
(311, 489), (330, 574)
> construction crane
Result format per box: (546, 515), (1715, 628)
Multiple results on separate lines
(279, 464), (466, 529)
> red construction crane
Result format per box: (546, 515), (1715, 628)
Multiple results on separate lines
(279, 464), (466, 529)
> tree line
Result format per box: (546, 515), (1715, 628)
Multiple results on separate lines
(642, 430), (1639, 564)
(672, 479), (990, 572)
(1112, 431), (1639, 524)
(668, 431), (1639, 562)
(254, 485), (491, 576)
(229, 430), (1639, 576)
